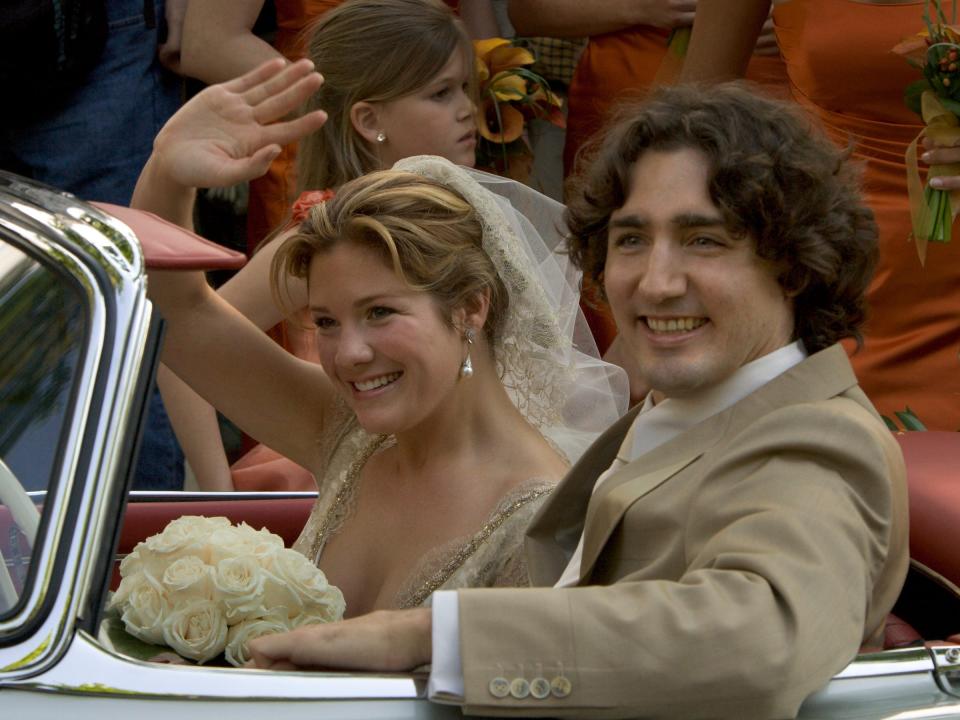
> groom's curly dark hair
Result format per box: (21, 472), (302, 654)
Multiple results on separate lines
(565, 82), (878, 353)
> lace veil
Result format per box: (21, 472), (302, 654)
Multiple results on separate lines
(393, 156), (628, 462)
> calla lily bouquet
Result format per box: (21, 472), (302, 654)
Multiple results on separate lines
(894, 0), (960, 258)
(473, 38), (564, 181)
(107, 516), (344, 666)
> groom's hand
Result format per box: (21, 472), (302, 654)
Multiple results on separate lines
(247, 608), (432, 672)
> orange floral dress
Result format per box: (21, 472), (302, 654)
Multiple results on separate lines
(564, 27), (788, 352)
(772, 0), (960, 429)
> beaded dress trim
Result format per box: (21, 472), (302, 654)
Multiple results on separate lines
(294, 408), (556, 609)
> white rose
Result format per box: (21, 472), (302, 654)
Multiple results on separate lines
(162, 555), (214, 602)
(146, 515), (228, 555)
(213, 555), (268, 622)
(118, 549), (143, 577)
(223, 617), (290, 667)
(134, 516), (231, 576)
(266, 549), (344, 617)
(119, 571), (170, 645)
(108, 568), (142, 610)
(161, 598), (228, 664)
(236, 522), (285, 554)
(207, 523), (284, 565)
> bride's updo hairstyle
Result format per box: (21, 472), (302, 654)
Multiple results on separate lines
(296, 0), (473, 193)
(273, 170), (509, 349)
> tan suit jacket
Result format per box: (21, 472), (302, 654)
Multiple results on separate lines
(456, 344), (909, 719)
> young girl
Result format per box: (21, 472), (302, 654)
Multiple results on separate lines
(138, 60), (625, 613)
(161, 0), (483, 490)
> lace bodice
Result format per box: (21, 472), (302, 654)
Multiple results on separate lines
(292, 400), (555, 608)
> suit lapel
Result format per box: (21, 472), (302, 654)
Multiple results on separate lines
(524, 406), (642, 586)
(578, 454), (701, 583)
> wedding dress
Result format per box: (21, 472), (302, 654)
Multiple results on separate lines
(293, 399), (555, 608)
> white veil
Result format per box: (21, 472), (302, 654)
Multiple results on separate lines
(393, 156), (628, 462)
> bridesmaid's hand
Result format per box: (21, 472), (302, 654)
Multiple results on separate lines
(921, 136), (960, 191)
(152, 58), (327, 190)
(639, 0), (697, 31)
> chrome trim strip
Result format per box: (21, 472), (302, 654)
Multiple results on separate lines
(21, 632), (425, 700)
(26, 491), (321, 501)
(0, 221), (109, 653)
(0, 189), (150, 682)
(127, 491), (319, 501)
(833, 647), (937, 679)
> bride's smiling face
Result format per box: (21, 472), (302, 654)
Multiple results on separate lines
(308, 242), (466, 434)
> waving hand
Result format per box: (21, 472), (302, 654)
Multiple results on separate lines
(152, 58), (326, 189)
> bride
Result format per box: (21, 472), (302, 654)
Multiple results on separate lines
(136, 60), (626, 616)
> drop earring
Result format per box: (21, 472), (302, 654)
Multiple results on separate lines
(376, 131), (387, 143)
(459, 327), (475, 379)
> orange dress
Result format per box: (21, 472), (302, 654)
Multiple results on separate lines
(564, 27), (789, 352)
(773, 0), (960, 429)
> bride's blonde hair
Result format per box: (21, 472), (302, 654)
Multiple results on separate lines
(296, 0), (473, 193)
(273, 170), (509, 347)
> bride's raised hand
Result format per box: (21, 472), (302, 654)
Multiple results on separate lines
(153, 58), (327, 189)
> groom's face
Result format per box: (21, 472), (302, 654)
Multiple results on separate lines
(603, 148), (795, 402)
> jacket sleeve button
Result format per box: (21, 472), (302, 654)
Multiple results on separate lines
(509, 677), (531, 699)
(488, 676), (511, 698)
(550, 675), (572, 698)
(530, 677), (551, 699)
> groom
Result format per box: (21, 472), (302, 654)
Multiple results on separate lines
(249, 84), (909, 719)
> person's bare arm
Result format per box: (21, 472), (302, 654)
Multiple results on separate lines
(679, 0), (770, 82)
(217, 228), (307, 331)
(135, 61), (331, 466)
(158, 0), (189, 74)
(180, 0), (282, 83)
(459, 0), (501, 38)
(507, 0), (696, 38)
(157, 365), (234, 491)
(148, 267), (331, 470)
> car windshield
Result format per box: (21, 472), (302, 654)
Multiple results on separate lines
(0, 240), (84, 615)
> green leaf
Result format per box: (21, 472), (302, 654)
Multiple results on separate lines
(895, 407), (928, 431)
(881, 415), (900, 432)
(941, 96), (960, 116)
(99, 614), (171, 662)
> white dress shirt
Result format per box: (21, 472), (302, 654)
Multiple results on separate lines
(428, 341), (808, 701)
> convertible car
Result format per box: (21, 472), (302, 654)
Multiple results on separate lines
(2, 170), (960, 718)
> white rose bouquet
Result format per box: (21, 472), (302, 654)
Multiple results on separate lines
(108, 516), (345, 665)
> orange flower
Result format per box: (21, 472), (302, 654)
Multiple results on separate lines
(472, 37), (563, 181)
(477, 95), (524, 143)
(488, 73), (527, 102)
(474, 38), (535, 75)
